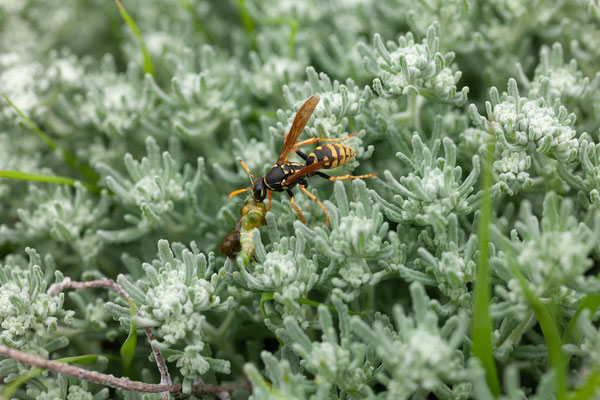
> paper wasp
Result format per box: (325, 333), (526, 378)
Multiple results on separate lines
(229, 95), (377, 225)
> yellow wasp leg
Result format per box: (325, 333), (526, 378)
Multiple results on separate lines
(299, 185), (330, 226)
(292, 133), (357, 150)
(289, 193), (306, 223)
(328, 173), (378, 181)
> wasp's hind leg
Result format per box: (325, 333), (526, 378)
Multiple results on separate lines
(292, 133), (357, 151)
(287, 190), (306, 223)
(299, 185), (330, 226)
(294, 149), (309, 161)
(316, 171), (378, 181)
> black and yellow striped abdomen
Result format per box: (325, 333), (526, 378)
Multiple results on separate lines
(306, 144), (355, 169)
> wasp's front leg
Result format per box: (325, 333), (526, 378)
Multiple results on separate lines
(286, 190), (306, 223)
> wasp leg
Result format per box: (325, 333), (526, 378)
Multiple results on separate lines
(315, 171), (333, 180)
(327, 173), (378, 181)
(267, 190), (272, 211)
(294, 149), (309, 161)
(313, 171), (378, 181)
(292, 133), (357, 150)
(299, 185), (330, 226)
(287, 190), (306, 223)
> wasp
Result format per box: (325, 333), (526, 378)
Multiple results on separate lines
(229, 95), (377, 225)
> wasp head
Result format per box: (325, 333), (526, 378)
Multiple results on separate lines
(253, 176), (267, 202)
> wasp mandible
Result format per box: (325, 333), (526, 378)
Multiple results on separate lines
(229, 95), (377, 225)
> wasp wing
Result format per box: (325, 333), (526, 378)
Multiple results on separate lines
(284, 160), (328, 185)
(276, 95), (320, 164)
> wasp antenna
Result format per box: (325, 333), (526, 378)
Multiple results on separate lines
(229, 187), (253, 198)
(240, 160), (254, 184)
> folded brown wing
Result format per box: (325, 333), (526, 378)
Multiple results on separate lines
(284, 160), (327, 185)
(276, 96), (320, 164)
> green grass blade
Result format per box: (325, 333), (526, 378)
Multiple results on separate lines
(0, 170), (76, 186)
(471, 143), (501, 397)
(0, 93), (99, 185)
(120, 301), (138, 377)
(259, 292), (283, 345)
(236, 0), (256, 50)
(297, 297), (368, 317)
(0, 93), (57, 151)
(563, 292), (600, 343)
(50, 354), (99, 364)
(260, 292), (368, 317)
(260, 292), (275, 318)
(115, 0), (155, 77)
(2, 368), (44, 398)
(1, 354), (100, 398)
(0, 170), (98, 192)
(264, 18), (297, 58)
(568, 370), (600, 400)
(506, 256), (567, 399)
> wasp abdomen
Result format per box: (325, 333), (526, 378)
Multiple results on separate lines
(306, 144), (355, 169)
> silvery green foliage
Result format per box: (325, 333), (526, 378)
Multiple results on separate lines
(360, 23), (469, 105)
(232, 233), (317, 299)
(58, 56), (154, 139)
(352, 282), (470, 400)
(402, 214), (477, 311)
(0, 54), (48, 122)
(0, 133), (40, 175)
(244, 37), (309, 101)
(295, 180), (402, 302)
(2, 0), (600, 398)
(96, 137), (208, 243)
(389, 0), (474, 49)
(0, 248), (72, 354)
(106, 239), (232, 394)
(492, 149), (533, 195)
(229, 227), (321, 327)
(574, 310), (600, 373)
(492, 192), (600, 313)
(470, 78), (579, 164)
(148, 45), (247, 142)
(272, 297), (377, 398)
(229, 118), (279, 174)
(575, 136), (600, 203)
(244, 352), (319, 400)
(27, 375), (108, 400)
(373, 134), (481, 236)
(520, 43), (599, 113)
(0, 183), (110, 263)
(0, 249), (86, 397)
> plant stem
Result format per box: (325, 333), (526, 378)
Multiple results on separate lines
(0, 344), (251, 395)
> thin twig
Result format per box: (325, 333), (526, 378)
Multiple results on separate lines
(0, 344), (251, 394)
(48, 277), (172, 399)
